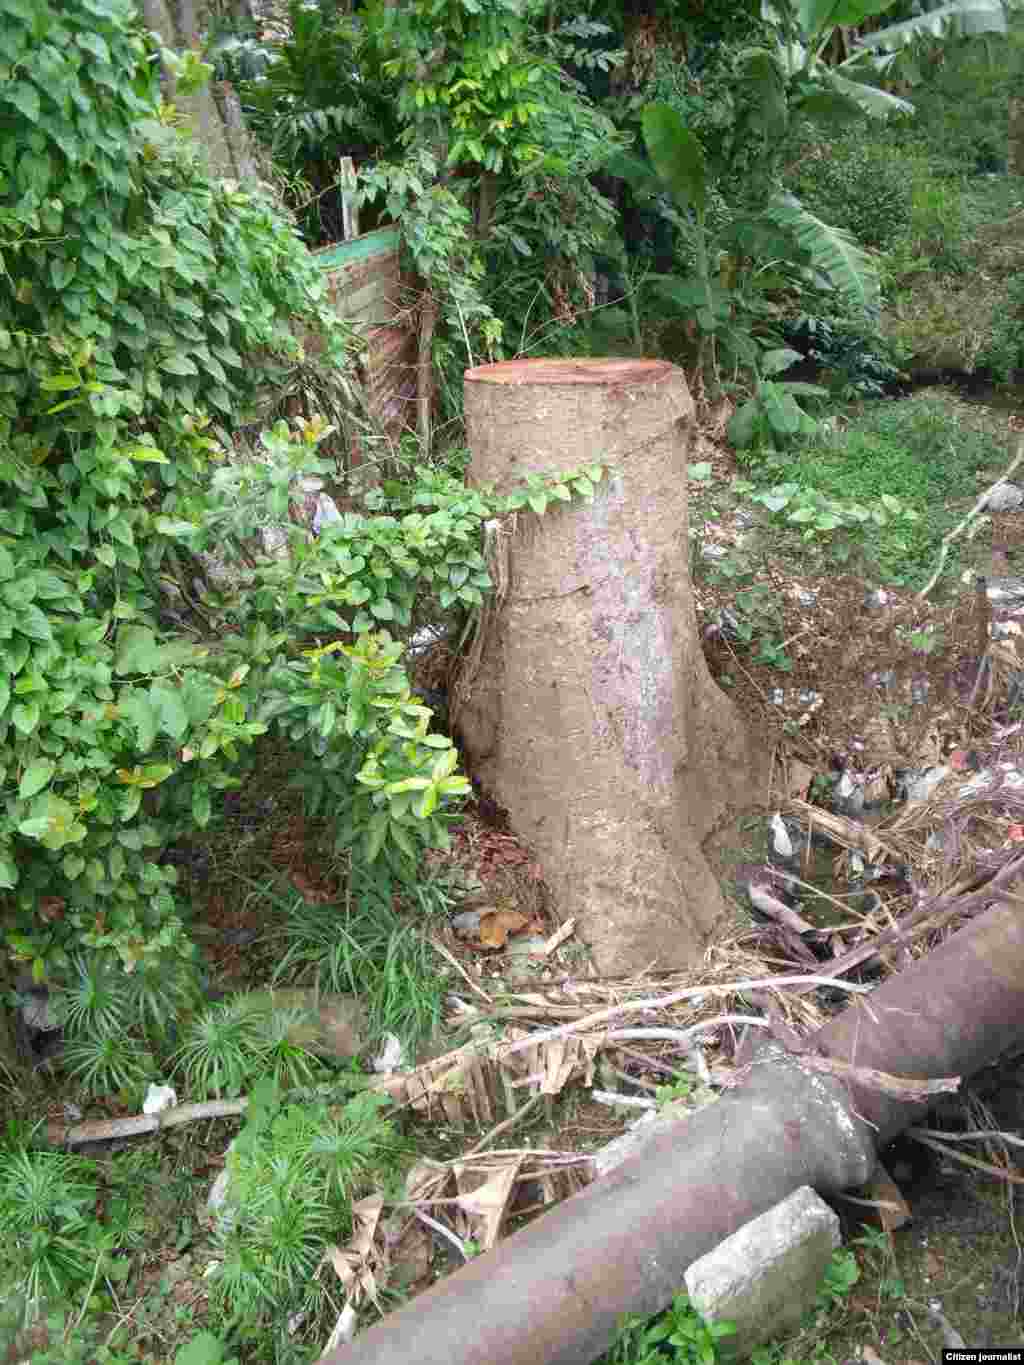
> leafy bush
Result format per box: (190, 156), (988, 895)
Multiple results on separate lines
(786, 137), (914, 249)
(783, 315), (904, 398)
(741, 396), (1000, 584)
(0, 1146), (110, 1310)
(207, 1080), (402, 1352)
(977, 271), (1024, 381)
(7, 0), (613, 1031)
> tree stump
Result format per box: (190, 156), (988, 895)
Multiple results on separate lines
(456, 357), (767, 974)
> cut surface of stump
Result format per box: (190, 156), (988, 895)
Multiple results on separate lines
(456, 357), (768, 973)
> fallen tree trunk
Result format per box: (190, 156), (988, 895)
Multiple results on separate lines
(323, 899), (1024, 1365)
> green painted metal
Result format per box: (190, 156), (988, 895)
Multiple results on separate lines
(315, 226), (400, 270)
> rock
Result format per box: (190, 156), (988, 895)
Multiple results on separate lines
(451, 910), (483, 938)
(684, 1186), (840, 1361)
(985, 482), (1024, 512)
(17, 987), (59, 1034)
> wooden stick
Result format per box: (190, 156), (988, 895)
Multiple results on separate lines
(918, 437), (1024, 599)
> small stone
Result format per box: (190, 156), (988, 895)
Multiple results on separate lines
(795, 589), (818, 607)
(452, 910), (483, 938)
(769, 688), (785, 706)
(985, 481), (1024, 512)
(864, 589), (890, 611)
(702, 543), (729, 560)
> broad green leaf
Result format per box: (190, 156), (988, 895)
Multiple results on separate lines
(763, 192), (879, 310)
(19, 758), (55, 799)
(854, 0), (1007, 53)
(763, 387), (802, 435)
(150, 683), (189, 740)
(120, 691), (158, 750)
(364, 811), (389, 862)
(796, 0), (898, 41)
(727, 400), (759, 450)
(815, 70), (913, 120)
(12, 701), (40, 735)
(192, 785), (212, 828)
(6, 81), (40, 123)
(736, 49), (788, 140)
(160, 353), (199, 377)
(641, 103), (706, 213)
(123, 443), (169, 463)
(15, 604), (53, 642)
(115, 625), (162, 675)
(761, 348), (802, 377)
(18, 817), (51, 840)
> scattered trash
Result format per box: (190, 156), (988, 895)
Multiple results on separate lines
(905, 766), (950, 804)
(312, 492), (343, 534)
(770, 813), (795, 860)
(833, 771), (865, 818)
(143, 1084), (178, 1116)
(987, 576), (1024, 606)
(372, 1034), (407, 1075)
(909, 674), (930, 704)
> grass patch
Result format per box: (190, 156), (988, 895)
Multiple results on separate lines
(742, 395), (1004, 587)
(252, 862), (458, 1054)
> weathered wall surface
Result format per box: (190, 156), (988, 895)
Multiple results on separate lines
(316, 229), (417, 438)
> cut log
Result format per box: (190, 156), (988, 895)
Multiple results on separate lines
(456, 358), (767, 974)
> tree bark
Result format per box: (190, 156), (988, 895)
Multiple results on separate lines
(454, 358), (768, 975)
(138, 0), (266, 183)
(1009, 95), (1024, 176)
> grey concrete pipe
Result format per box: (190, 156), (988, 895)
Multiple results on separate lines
(324, 900), (1024, 1365)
